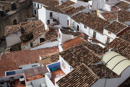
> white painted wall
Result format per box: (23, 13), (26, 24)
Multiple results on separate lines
(6, 30), (21, 47)
(33, 2), (44, 16)
(98, 12), (106, 20)
(38, 6), (46, 24)
(70, 0), (77, 3)
(0, 73), (24, 82)
(58, 44), (63, 52)
(105, 4), (111, 11)
(31, 41), (59, 50)
(124, 21), (130, 26)
(62, 33), (75, 43)
(59, 13), (68, 27)
(92, 0), (105, 10)
(73, 1), (88, 8)
(45, 74), (55, 87)
(103, 29), (116, 44)
(59, 55), (71, 74)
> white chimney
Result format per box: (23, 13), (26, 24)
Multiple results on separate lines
(59, 0), (61, 5)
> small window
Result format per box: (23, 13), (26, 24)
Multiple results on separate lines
(34, 10), (36, 15)
(30, 42), (33, 47)
(38, 4), (39, 9)
(40, 38), (45, 43)
(34, 3), (36, 7)
(84, 25), (87, 28)
(32, 65), (37, 67)
(108, 32), (111, 34)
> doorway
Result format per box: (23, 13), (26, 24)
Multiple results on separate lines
(93, 31), (96, 38)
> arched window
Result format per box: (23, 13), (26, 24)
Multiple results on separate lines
(13, 19), (17, 25)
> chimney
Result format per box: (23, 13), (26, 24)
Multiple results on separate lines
(59, 0), (61, 5)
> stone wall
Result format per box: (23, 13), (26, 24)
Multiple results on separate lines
(0, 0), (33, 38)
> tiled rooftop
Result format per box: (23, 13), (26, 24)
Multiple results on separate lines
(72, 12), (110, 33)
(4, 24), (21, 36)
(63, 34), (86, 50)
(60, 44), (101, 68)
(104, 38), (130, 60)
(45, 28), (58, 41)
(57, 1), (75, 9)
(57, 63), (99, 87)
(118, 77), (130, 87)
(62, 6), (74, 13)
(1, 46), (59, 66)
(111, 6), (119, 11)
(105, 21), (127, 34)
(61, 29), (81, 36)
(88, 65), (119, 78)
(0, 57), (18, 77)
(83, 41), (105, 55)
(118, 10), (130, 22)
(115, 1), (130, 10)
(21, 20), (48, 45)
(66, 6), (86, 16)
(119, 27), (130, 42)
(101, 11), (117, 21)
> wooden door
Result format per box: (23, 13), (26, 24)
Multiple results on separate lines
(50, 12), (52, 18)
(77, 25), (79, 31)
(47, 20), (50, 24)
(93, 31), (96, 38)
(106, 37), (110, 44)
(67, 20), (69, 27)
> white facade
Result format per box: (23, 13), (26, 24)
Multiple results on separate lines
(103, 29), (116, 44)
(6, 30), (21, 47)
(92, 0), (106, 10)
(59, 55), (73, 74)
(33, 2), (43, 16)
(38, 6), (70, 27)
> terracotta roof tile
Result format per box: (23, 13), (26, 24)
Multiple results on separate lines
(57, 63), (99, 87)
(0, 57), (18, 77)
(1, 46), (59, 67)
(62, 6), (74, 13)
(115, 1), (130, 10)
(21, 20), (48, 45)
(105, 21), (127, 34)
(104, 38), (130, 60)
(4, 24), (21, 36)
(61, 29), (81, 36)
(88, 64), (119, 78)
(60, 43), (101, 68)
(63, 34), (85, 50)
(72, 12), (110, 33)
(118, 76), (130, 87)
(101, 11), (117, 21)
(45, 28), (58, 41)
(66, 6), (86, 16)
(118, 10), (130, 22)
(56, 1), (75, 9)
(119, 27), (130, 42)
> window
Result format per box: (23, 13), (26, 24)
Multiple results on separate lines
(108, 32), (111, 34)
(67, 20), (69, 27)
(84, 25), (87, 28)
(77, 25), (79, 31)
(93, 31), (96, 38)
(30, 42), (33, 47)
(34, 10), (36, 15)
(50, 12), (53, 18)
(38, 4), (39, 9)
(47, 20), (50, 24)
(40, 38), (45, 43)
(34, 3), (36, 7)
(32, 65), (37, 67)
(73, 22), (74, 28)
